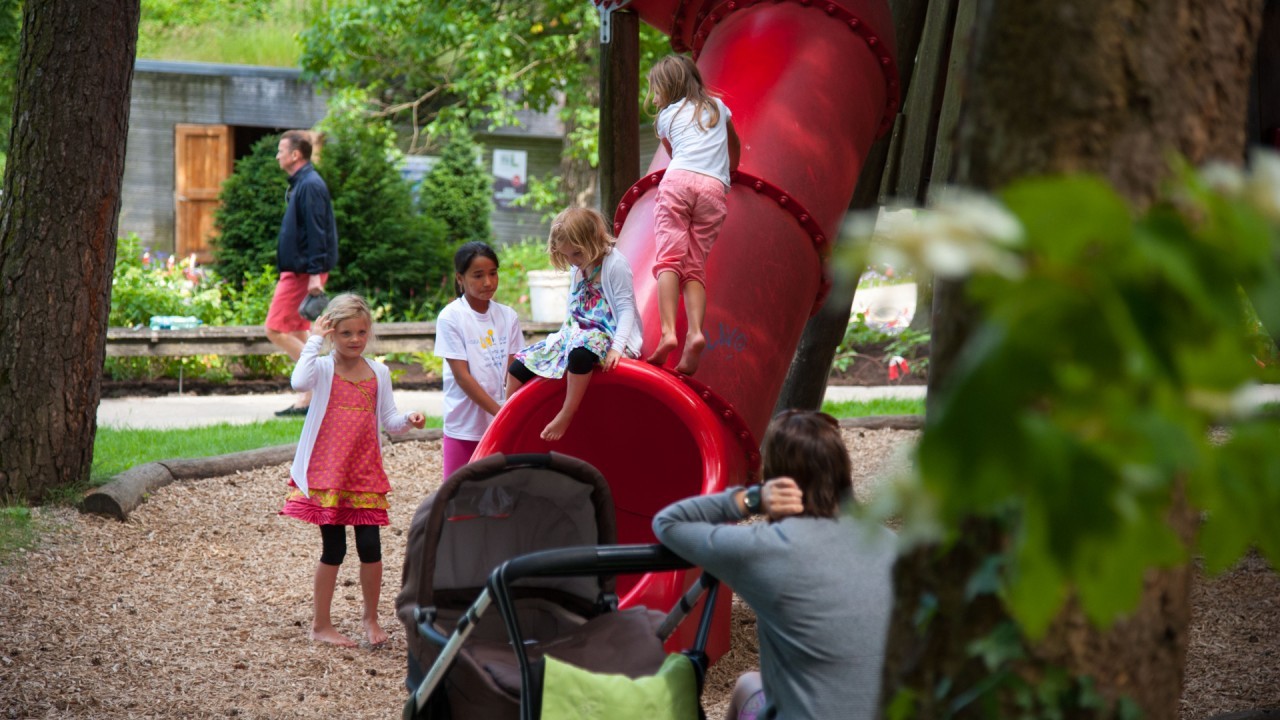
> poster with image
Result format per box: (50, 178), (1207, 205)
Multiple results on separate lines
(492, 149), (527, 210)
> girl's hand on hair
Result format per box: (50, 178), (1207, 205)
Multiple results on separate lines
(407, 412), (426, 429)
(603, 349), (622, 372)
(310, 315), (334, 339)
(762, 477), (804, 521)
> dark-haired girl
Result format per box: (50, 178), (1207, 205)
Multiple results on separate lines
(434, 242), (523, 479)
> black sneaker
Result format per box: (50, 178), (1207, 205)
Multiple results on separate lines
(275, 405), (309, 417)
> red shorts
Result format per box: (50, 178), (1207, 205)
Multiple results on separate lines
(266, 271), (328, 333)
(653, 169), (728, 287)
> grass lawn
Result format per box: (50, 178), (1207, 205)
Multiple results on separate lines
(92, 417), (444, 484)
(0, 507), (38, 566)
(822, 397), (924, 418)
(86, 400), (914, 487)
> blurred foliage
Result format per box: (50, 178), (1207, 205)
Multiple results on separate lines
(493, 237), (555, 320)
(418, 134), (493, 248)
(873, 162), (1280, 713)
(212, 134), (285, 289)
(0, 0), (22, 176)
(298, 0), (668, 207)
(316, 90), (452, 309)
(136, 0), (312, 66)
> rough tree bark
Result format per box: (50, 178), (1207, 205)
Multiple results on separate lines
(892, 0), (1263, 716)
(0, 0), (140, 502)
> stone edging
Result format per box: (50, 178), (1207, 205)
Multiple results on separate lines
(80, 428), (444, 521)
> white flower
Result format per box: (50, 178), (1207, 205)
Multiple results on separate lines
(1244, 148), (1280, 224)
(1199, 161), (1245, 197)
(867, 191), (1025, 280)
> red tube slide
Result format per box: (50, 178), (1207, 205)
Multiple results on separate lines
(477, 0), (898, 658)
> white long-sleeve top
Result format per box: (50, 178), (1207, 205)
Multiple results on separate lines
(570, 247), (643, 357)
(289, 335), (412, 495)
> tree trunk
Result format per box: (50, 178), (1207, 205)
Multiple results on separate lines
(896, 1), (1263, 716)
(0, 0), (140, 502)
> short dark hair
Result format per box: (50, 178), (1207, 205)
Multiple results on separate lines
(281, 130), (313, 161)
(453, 241), (500, 295)
(760, 410), (850, 518)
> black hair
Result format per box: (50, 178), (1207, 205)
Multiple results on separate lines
(453, 241), (500, 296)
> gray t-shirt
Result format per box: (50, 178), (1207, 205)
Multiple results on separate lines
(653, 489), (896, 720)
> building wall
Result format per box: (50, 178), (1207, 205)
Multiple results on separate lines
(119, 60), (328, 253)
(120, 59), (663, 255)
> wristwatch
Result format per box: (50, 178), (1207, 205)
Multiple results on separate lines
(743, 485), (763, 515)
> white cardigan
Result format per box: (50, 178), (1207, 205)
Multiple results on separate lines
(570, 248), (643, 357)
(289, 336), (412, 495)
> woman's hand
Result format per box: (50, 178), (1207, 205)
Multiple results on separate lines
(407, 412), (426, 429)
(762, 477), (804, 521)
(310, 314), (334, 339)
(603, 349), (623, 372)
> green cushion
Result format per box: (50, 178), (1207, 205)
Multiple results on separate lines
(540, 653), (699, 720)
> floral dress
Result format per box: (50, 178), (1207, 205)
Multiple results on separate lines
(279, 373), (391, 526)
(516, 262), (617, 378)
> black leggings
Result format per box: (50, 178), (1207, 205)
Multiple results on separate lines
(508, 347), (600, 384)
(319, 524), (382, 566)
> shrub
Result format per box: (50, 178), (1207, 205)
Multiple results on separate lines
(418, 133), (494, 247)
(317, 92), (451, 309)
(211, 134), (287, 288)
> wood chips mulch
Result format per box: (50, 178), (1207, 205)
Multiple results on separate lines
(1, 429), (1277, 719)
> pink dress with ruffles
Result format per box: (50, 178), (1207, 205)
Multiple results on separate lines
(279, 373), (390, 526)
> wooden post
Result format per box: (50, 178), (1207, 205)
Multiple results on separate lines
(598, 8), (641, 220)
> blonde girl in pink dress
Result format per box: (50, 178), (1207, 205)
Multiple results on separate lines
(280, 293), (426, 648)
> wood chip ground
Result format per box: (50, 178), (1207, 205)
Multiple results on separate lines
(2, 429), (1276, 718)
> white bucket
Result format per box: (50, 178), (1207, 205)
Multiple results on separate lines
(527, 269), (572, 323)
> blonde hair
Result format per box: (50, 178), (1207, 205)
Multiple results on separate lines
(320, 293), (376, 347)
(645, 54), (721, 132)
(547, 207), (614, 272)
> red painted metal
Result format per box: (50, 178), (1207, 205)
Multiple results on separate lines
(480, 0), (896, 659)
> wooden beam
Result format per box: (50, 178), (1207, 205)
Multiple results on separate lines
(104, 322), (560, 358)
(598, 8), (641, 219)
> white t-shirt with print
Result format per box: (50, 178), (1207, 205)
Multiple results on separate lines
(657, 96), (733, 188)
(435, 297), (524, 441)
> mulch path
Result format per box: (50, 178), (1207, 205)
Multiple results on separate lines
(1, 430), (1276, 719)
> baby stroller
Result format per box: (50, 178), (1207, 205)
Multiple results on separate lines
(395, 452), (719, 720)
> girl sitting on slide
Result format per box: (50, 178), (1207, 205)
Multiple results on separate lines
(506, 207), (643, 441)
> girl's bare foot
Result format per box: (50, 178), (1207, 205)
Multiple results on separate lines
(363, 618), (388, 648)
(310, 625), (357, 647)
(541, 411), (573, 441)
(675, 332), (706, 375)
(645, 332), (679, 366)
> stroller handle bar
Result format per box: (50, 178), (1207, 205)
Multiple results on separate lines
(491, 543), (695, 583)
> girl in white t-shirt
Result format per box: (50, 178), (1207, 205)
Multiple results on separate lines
(644, 53), (740, 376)
(434, 242), (524, 479)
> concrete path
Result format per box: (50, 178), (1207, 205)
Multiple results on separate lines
(96, 384), (928, 430)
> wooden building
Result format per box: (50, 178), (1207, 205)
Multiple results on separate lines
(118, 59), (603, 265)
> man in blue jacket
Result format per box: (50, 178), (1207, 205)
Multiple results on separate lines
(266, 130), (339, 416)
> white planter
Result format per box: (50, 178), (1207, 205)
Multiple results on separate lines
(527, 269), (572, 323)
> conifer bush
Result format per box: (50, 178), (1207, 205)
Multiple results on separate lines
(418, 133), (494, 247)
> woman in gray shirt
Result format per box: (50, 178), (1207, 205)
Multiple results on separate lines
(653, 410), (897, 719)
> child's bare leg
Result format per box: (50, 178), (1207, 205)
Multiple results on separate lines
(359, 561), (388, 647)
(311, 561), (356, 647)
(675, 280), (707, 375)
(506, 372), (523, 401)
(645, 271), (681, 366)
(541, 370), (591, 441)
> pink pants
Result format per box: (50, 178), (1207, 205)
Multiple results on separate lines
(441, 436), (480, 481)
(653, 170), (728, 287)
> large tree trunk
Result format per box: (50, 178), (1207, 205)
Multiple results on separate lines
(893, 1), (1263, 717)
(0, 0), (140, 502)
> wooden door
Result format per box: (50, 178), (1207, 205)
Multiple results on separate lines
(174, 124), (233, 264)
